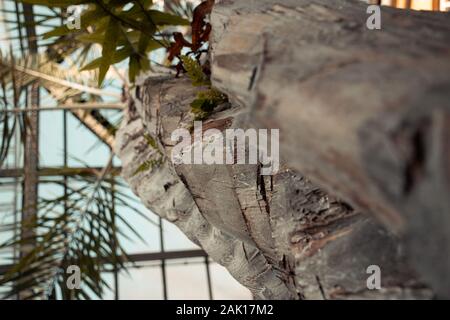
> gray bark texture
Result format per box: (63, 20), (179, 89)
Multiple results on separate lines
(115, 0), (450, 299)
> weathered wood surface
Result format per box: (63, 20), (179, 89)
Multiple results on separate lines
(115, 0), (450, 299)
(210, 0), (450, 297)
(116, 75), (430, 299)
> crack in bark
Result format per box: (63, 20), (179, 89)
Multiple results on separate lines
(315, 275), (327, 300)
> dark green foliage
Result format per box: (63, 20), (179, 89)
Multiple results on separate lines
(191, 88), (228, 120)
(180, 55), (210, 87)
(132, 157), (163, 176)
(143, 133), (158, 150)
(180, 55), (228, 120)
(132, 133), (164, 176)
(20, 0), (189, 85)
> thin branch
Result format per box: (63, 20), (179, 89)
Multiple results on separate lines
(1, 102), (125, 114)
(5, 63), (121, 98)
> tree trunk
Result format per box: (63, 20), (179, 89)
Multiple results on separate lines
(116, 0), (450, 299)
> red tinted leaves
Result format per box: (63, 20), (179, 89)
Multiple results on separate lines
(167, 0), (215, 63)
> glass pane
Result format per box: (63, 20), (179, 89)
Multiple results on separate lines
(210, 263), (252, 300)
(115, 187), (161, 254)
(100, 272), (116, 300)
(67, 113), (111, 168)
(118, 267), (163, 300)
(166, 262), (208, 300)
(162, 219), (199, 251)
(39, 109), (63, 167)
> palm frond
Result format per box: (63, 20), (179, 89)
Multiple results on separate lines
(0, 51), (120, 148)
(0, 155), (154, 300)
(0, 51), (26, 170)
(0, 52), (120, 100)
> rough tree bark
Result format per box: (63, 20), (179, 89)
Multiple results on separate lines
(116, 0), (450, 299)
